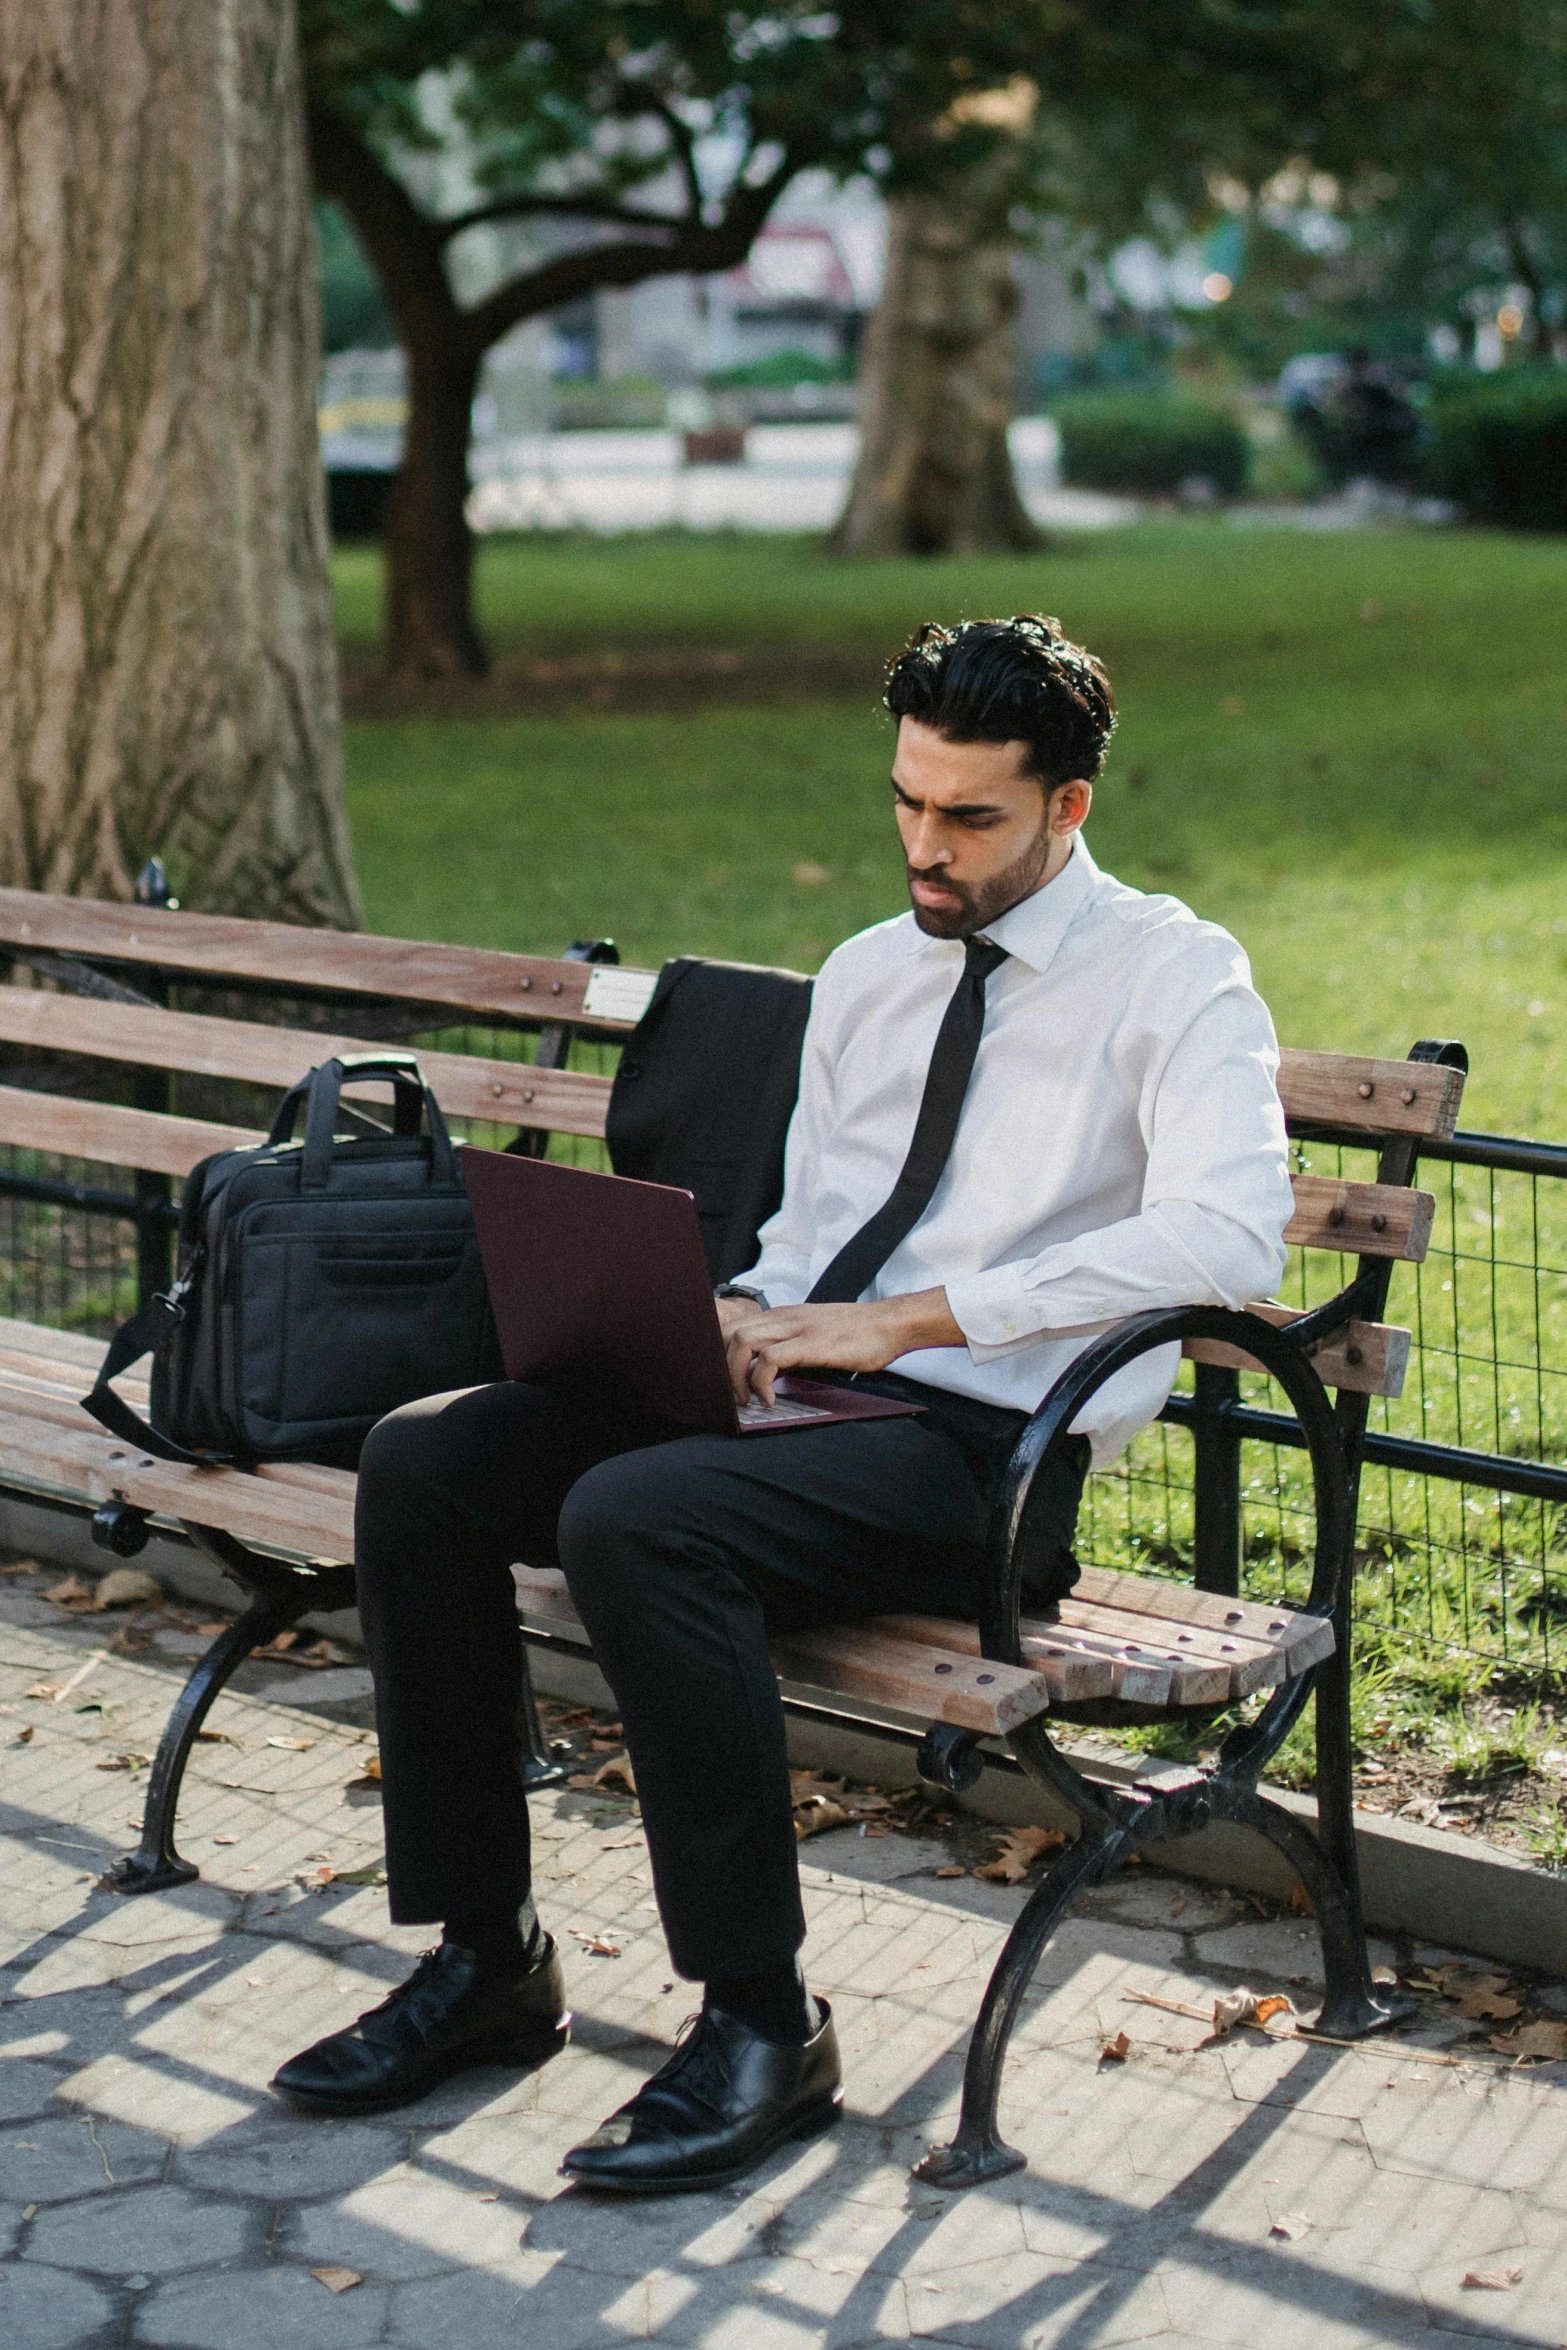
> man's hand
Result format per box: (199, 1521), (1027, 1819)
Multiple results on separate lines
(719, 1289), (964, 1407)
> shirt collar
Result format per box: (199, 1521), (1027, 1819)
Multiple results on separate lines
(976, 833), (1099, 977)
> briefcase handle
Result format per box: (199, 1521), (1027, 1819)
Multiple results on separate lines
(268, 1054), (460, 1188)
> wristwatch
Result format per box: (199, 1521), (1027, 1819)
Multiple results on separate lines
(714, 1282), (770, 1309)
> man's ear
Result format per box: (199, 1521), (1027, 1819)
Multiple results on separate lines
(1048, 779), (1092, 836)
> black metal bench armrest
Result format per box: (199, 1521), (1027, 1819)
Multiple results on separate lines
(979, 1303), (1353, 1675)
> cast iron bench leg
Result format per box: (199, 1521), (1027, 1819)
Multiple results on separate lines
(104, 1588), (302, 1894)
(915, 1822), (1132, 2189)
(518, 1642), (568, 1790)
(106, 1532), (356, 1895)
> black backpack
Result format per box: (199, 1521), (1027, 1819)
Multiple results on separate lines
(85, 1053), (502, 1467)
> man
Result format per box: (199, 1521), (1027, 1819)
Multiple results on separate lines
(273, 616), (1294, 2194)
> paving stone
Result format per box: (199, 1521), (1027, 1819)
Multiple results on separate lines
(1077, 1876), (1245, 1935)
(0, 2055), (68, 2121)
(285, 2165), (537, 2281)
(167, 2115), (404, 2200)
(26, 2181), (255, 2274)
(136, 2262), (392, 2349)
(0, 2258), (118, 2348)
(386, 2256), (699, 2348)
(1190, 1919), (1399, 1991)
(1360, 2078), (1567, 2208)
(1157, 2252), (1433, 2348)
(0, 2111), (167, 2202)
(57, 2049), (259, 2141)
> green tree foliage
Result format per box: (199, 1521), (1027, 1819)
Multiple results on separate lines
(302, 0), (1081, 676)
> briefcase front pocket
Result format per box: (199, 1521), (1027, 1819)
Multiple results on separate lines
(234, 1219), (498, 1446)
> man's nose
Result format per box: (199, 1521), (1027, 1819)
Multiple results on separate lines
(905, 817), (951, 868)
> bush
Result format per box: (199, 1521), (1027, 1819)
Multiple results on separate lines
(1424, 370), (1567, 531)
(1051, 391), (1250, 499)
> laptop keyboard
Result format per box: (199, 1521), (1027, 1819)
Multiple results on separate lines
(737, 1395), (835, 1428)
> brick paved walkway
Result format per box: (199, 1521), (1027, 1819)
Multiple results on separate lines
(3, 1577), (1566, 2350)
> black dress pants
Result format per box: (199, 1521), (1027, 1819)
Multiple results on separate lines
(354, 1375), (1086, 1983)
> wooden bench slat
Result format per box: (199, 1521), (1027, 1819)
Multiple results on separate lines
(1055, 1597), (1282, 1698)
(864, 1613), (1112, 1706)
(511, 1566), (1054, 1734)
(1072, 1567), (1335, 1676)
(1277, 1048), (1463, 1141)
(0, 888), (649, 1032)
(0, 1315), (115, 1372)
(1286, 1172), (1433, 1262)
(876, 1612), (1224, 1708)
(0, 1085), (262, 1177)
(0, 1407), (356, 1557)
(0, 986), (614, 1144)
(1184, 1302), (1411, 1398)
(770, 1624), (1054, 1734)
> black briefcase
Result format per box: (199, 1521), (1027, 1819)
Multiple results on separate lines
(85, 1053), (503, 1467)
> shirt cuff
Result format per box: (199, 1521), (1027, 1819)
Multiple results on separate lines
(944, 1264), (1113, 1360)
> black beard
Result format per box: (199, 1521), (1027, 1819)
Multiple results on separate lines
(907, 822), (1054, 938)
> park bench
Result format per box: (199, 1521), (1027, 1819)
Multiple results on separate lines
(0, 883), (1466, 2186)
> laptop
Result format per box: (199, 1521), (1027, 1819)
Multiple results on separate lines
(460, 1146), (923, 1438)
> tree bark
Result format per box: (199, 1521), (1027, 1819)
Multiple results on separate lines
(0, 1), (358, 925)
(829, 187), (1039, 559)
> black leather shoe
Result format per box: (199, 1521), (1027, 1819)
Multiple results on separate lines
(272, 1937), (569, 2116)
(560, 1999), (841, 2194)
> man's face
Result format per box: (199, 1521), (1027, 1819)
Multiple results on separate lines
(891, 718), (1090, 938)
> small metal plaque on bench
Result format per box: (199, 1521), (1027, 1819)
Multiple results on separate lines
(582, 967), (659, 1025)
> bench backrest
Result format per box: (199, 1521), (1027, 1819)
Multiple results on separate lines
(0, 889), (1465, 1400)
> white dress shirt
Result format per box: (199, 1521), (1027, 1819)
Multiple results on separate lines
(742, 835), (1294, 1463)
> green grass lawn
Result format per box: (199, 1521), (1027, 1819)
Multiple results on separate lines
(341, 522), (1567, 1139)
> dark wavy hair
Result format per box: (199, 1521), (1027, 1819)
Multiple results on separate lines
(883, 615), (1117, 789)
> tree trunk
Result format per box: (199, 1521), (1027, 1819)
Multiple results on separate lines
(0, 1), (359, 926)
(829, 187), (1039, 559)
(384, 344), (488, 680)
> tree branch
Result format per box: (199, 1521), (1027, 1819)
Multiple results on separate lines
(458, 158), (796, 359)
(307, 105), (460, 350)
(433, 190), (690, 246)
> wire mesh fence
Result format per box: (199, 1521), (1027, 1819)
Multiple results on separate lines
(1081, 1135), (1567, 1692)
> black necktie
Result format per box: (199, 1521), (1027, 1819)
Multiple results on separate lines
(807, 936), (1009, 1305)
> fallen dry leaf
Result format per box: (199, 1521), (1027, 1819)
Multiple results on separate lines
(250, 1630), (298, 1657)
(934, 1864), (968, 1879)
(296, 1864), (335, 1892)
(1451, 1976), (1522, 2021)
(332, 1865), (387, 1888)
(1461, 2267), (1523, 2291)
(43, 1574), (98, 1611)
(1212, 1988), (1299, 2036)
(213, 1835), (238, 1846)
(11, 1725), (33, 1745)
(975, 1825), (1067, 1884)
(93, 1566), (163, 1609)
(794, 1796), (850, 1841)
(311, 2267), (362, 2294)
(196, 1622), (229, 1636)
(356, 1752), (382, 1782)
(194, 1729), (232, 1743)
(1288, 1882), (1315, 1917)
(24, 1683), (60, 1701)
(569, 1930), (621, 1958)
(1100, 2031), (1131, 2063)
(94, 1753), (149, 1773)
(1270, 2213), (1313, 2241)
(266, 1736), (315, 1752)
(1490, 2022), (1567, 2061)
